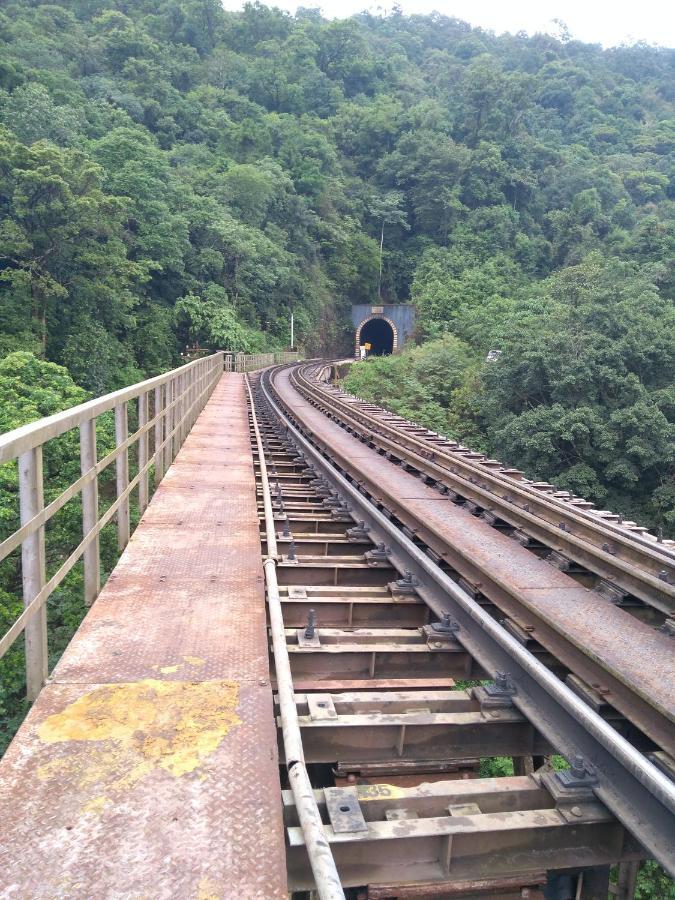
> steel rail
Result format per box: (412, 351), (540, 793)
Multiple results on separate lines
(262, 364), (675, 876)
(291, 363), (675, 616)
(302, 361), (674, 559)
(245, 375), (345, 900)
(297, 360), (675, 584)
(283, 364), (675, 756)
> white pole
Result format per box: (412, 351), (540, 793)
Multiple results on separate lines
(290, 312), (294, 350)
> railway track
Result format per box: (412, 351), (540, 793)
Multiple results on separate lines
(248, 362), (675, 899)
(282, 363), (675, 754)
(293, 362), (675, 621)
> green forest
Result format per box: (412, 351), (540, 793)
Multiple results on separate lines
(0, 0), (673, 532)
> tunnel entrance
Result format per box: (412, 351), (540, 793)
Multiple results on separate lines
(359, 317), (394, 356)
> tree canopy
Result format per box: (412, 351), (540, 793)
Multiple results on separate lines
(0, 0), (672, 380)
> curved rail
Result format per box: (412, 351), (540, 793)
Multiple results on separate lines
(291, 362), (675, 617)
(263, 361), (675, 876)
(282, 363), (675, 757)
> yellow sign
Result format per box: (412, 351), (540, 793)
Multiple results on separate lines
(364, 342), (372, 350)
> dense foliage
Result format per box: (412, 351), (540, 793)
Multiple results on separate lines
(344, 253), (675, 530)
(0, 2), (672, 364)
(0, 0), (673, 525)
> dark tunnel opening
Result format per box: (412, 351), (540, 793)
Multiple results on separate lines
(359, 318), (394, 356)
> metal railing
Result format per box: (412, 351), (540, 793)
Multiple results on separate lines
(224, 351), (300, 373)
(0, 352), (223, 700)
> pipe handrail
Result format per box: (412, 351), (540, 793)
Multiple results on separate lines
(0, 354), (223, 465)
(224, 351), (300, 374)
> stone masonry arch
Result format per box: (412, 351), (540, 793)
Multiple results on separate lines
(354, 314), (398, 357)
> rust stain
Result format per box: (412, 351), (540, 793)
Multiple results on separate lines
(38, 679), (241, 780)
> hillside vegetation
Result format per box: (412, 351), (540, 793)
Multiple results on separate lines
(0, 0), (673, 530)
(0, 0), (673, 665)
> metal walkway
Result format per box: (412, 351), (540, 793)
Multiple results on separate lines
(0, 374), (287, 899)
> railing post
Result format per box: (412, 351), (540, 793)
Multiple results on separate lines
(178, 372), (185, 446)
(176, 373), (183, 446)
(185, 369), (191, 434)
(138, 391), (149, 514)
(165, 379), (174, 470)
(154, 384), (165, 484)
(18, 446), (48, 700)
(183, 371), (189, 439)
(174, 374), (181, 448)
(188, 366), (194, 430)
(115, 402), (130, 551)
(200, 359), (207, 413)
(167, 377), (174, 462)
(79, 418), (100, 607)
(192, 363), (198, 424)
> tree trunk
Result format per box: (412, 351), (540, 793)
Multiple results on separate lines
(41, 307), (47, 359)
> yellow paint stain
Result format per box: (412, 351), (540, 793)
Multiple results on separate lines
(38, 680), (241, 780)
(150, 657), (204, 674)
(196, 876), (220, 899)
(357, 783), (405, 801)
(184, 656), (205, 667)
(37, 757), (71, 781)
(83, 795), (110, 814)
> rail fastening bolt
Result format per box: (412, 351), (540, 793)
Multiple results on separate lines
(305, 608), (316, 639)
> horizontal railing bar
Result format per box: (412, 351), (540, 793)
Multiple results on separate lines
(0, 353), (223, 464)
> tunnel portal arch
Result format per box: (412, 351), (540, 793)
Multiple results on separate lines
(355, 314), (398, 356)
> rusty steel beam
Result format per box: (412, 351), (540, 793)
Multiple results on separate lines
(280, 693), (552, 764)
(284, 783), (640, 890)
